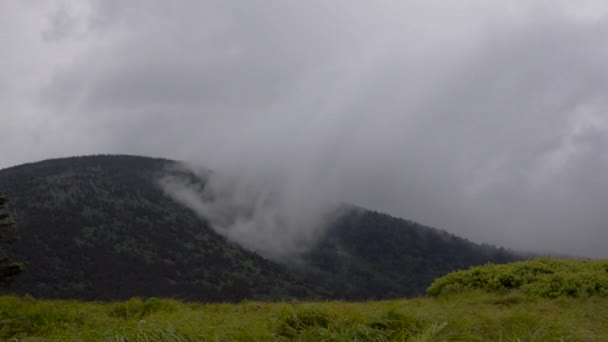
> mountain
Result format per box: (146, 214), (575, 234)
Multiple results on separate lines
(0, 155), (328, 301)
(302, 209), (516, 299)
(0, 155), (520, 301)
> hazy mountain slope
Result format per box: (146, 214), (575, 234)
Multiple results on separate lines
(0, 155), (520, 301)
(303, 209), (517, 299)
(0, 155), (328, 300)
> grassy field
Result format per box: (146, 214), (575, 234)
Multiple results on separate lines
(0, 291), (607, 341)
(2, 258), (608, 341)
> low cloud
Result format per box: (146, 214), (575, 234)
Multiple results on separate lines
(159, 163), (344, 259)
(2, 1), (608, 257)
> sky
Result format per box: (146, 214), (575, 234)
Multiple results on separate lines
(2, 0), (608, 258)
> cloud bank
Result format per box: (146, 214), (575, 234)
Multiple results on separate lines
(2, 1), (608, 257)
(158, 163), (345, 260)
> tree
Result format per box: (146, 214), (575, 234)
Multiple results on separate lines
(0, 194), (22, 285)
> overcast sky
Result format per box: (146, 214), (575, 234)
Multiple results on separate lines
(2, 1), (608, 257)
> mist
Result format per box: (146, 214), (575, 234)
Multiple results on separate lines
(158, 162), (345, 259)
(2, 1), (608, 257)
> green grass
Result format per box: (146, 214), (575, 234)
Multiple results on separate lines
(1, 291), (607, 341)
(2, 258), (608, 341)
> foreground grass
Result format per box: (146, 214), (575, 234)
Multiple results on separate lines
(1, 291), (607, 341)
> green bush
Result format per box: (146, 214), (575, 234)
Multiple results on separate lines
(427, 258), (608, 298)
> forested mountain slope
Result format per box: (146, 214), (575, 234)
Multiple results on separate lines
(0, 155), (328, 300)
(304, 209), (516, 298)
(0, 155), (519, 300)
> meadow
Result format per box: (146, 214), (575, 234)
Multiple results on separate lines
(1, 258), (608, 341)
(2, 292), (607, 341)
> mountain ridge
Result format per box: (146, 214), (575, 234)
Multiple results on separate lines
(0, 155), (520, 301)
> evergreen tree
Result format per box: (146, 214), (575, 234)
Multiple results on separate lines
(0, 194), (22, 285)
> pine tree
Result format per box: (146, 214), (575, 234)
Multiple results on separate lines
(0, 194), (22, 285)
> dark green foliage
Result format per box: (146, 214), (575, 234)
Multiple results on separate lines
(0, 155), (324, 301)
(0, 155), (519, 301)
(301, 209), (520, 299)
(427, 258), (608, 298)
(0, 195), (22, 285)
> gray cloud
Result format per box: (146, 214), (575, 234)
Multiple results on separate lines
(2, 1), (608, 257)
(158, 163), (345, 260)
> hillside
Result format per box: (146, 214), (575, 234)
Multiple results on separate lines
(0, 156), (326, 301)
(0, 155), (519, 301)
(303, 210), (516, 299)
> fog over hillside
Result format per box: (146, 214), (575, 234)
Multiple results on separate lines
(2, 1), (608, 257)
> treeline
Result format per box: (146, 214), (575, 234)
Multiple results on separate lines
(1, 155), (520, 301)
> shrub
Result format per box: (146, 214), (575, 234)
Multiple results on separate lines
(427, 258), (608, 298)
